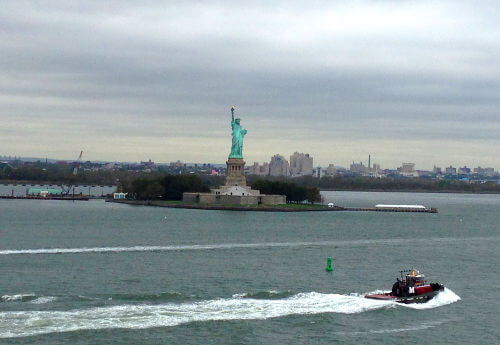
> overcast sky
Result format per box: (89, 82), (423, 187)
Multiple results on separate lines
(0, 0), (498, 169)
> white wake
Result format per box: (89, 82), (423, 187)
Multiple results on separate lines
(400, 288), (461, 309)
(0, 236), (494, 255)
(1, 294), (35, 302)
(0, 289), (460, 339)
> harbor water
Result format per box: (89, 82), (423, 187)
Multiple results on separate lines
(0, 191), (498, 344)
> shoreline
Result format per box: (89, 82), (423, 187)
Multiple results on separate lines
(319, 188), (500, 194)
(107, 199), (337, 212)
(1, 180), (497, 194)
(0, 195), (91, 201)
(108, 199), (438, 213)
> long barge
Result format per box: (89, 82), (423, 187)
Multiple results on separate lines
(342, 207), (437, 213)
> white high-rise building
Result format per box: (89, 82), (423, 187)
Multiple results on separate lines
(269, 154), (290, 176)
(400, 163), (415, 173)
(289, 152), (313, 176)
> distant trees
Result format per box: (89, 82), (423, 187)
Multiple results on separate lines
(306, 186), (322, 204)
(1, 161), (499, 195)
(123, 174), (500, 200)
(251, 179), (321, 204)
(0, 162), (122, 185)
(161, 174), (210, 200)
(283, 175), (500, 193)
(129, 178), (164, 200)
(125, 174), (210, 200)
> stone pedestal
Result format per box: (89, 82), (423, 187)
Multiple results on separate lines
(225, 158), (246, 187)
(182, 155), (287, 204)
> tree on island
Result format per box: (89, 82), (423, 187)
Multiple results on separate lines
(251, 179), (321, 204)
(125, 174), (210, 200)
(161, 174), (210, 200)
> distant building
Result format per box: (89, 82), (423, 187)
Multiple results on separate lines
(289, 152), (313, 176)
(141, 159), (155, 170)
(400, 163), (415, 174)
(28, 188), (63, 197)
(433, 166), (442, 174)
(247, 163), (256, 175)
(458, 166), (471, 174)
(416, 170), (433, 178)
(472, 167), (495, 176)
(326, 164), (336, 176)
(248, 162), (269, 176)
(484, 167), (495, 176)
(262, 162), (270, 175)
(113, 192), (127, 199)
(445, 166), (457, 174)
(269, 154), (290, 176)
(397, 163), (418, 177)
(313, 166), (327, 178)
(350, 161), (367, 174)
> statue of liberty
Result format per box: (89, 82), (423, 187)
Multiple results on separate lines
(229, 106), (247, 158)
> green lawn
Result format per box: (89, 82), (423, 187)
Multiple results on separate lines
(272, 203), (327, 209)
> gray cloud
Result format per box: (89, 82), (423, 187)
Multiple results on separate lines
(0, 0), (499, 169)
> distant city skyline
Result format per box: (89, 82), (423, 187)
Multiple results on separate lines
(0, 1), (499, 169)
(1, 153), (497, 173)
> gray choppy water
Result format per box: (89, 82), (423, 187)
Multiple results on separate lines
(0, 191), (498, 344)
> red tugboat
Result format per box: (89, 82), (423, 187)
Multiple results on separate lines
(365, 269), (444, 304)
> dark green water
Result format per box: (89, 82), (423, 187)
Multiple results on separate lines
(0, 192), (498, 344)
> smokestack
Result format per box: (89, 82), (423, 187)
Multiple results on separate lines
(368, 155), (371, 169)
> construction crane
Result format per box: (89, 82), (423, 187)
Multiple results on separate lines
(62, 150), (83, 195)
(73, 150), (83, 176)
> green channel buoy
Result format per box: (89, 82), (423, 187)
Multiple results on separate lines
(326, 257), (333, 271)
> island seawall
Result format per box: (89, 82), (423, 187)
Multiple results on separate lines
(107, 199), (438, 213)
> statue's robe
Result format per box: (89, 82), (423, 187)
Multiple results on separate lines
(230, 121), (247, 158)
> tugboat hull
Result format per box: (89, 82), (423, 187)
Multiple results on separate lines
(365, 283), (444, 304)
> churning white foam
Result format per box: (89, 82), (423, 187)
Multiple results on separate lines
(1, 294), (35, 302)
(400, 288), (461, 310)
(30, 296), (57, 305)
(0, 292), (388, 338)
(351, 289), (390, 297)
(0, 289), (461, 339)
